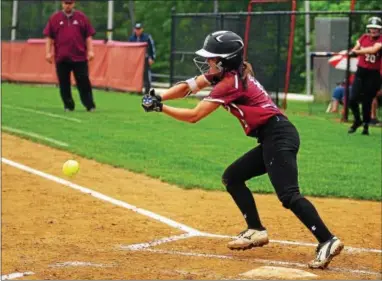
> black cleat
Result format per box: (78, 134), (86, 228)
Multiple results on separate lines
(362, 126), (369, 135)
(348, 121), (362, 134)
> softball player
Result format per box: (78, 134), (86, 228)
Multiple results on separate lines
(142, 31), (343, 269)
(348, 16), (382, 135)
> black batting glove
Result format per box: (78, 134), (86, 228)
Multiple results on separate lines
(150, 88), (162, 102)
(348, 51), (357, 58)
(142, 89), (163, 112)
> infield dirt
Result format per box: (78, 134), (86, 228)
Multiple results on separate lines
(2, 133), (381, 280)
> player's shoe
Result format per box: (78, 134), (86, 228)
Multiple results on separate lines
(348, 120), (362, 134)
(308, 236), (344, 269)
(361, 126), (369, 135)
(227, 229), (269, 250)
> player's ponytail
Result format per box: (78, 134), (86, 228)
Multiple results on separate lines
(239, 61), (254, 90)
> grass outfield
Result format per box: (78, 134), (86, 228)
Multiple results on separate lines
(1, 82), (381, 201)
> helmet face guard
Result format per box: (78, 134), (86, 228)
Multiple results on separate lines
(193, 57), (223, 75)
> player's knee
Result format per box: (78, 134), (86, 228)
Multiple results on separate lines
(279, 192), (304, 209)
(222, 171), (239, 193)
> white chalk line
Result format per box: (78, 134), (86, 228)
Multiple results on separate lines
(3, 158), (381, 255)
(1, 158), (201, 235)
(124, 231), (382, 255)
(135, 248), (382, 277)
(197, 233), (382, 254)
(3, 104), (82, 123)
(49, 261), (112, 268)
(2, 155), (381, 281)
(1, 272), (34, 280)
(120, 233), (196, 250)
(2, 127), (69, 147)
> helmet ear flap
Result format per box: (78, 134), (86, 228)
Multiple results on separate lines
(220, 48), (244, 71)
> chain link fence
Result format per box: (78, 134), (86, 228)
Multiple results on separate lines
(171, 11), (381, 105)
(1, 0), (133, 41)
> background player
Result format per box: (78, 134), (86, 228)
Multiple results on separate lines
(348, 16), (382, 135)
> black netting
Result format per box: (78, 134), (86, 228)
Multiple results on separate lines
(246, 14), (290, 94)
(1, 0), (13, 40)
(172, 9), (382, 103)
(11, 1), (110, 41)
(74, 1), (108, 40)
(17, 0), (59, 40)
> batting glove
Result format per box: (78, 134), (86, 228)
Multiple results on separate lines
(348, 51), (357, 57)
(142, 89), (163, 112)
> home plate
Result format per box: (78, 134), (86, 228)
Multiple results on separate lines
(240, 266), (318, 279)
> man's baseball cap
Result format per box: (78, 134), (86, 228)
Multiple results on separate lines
(64, 0), (75, 3)
(134, 23), (143, 29)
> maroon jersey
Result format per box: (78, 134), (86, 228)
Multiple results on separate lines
(356, 34), (382, 70)
(43, 11), (96, 63)
(203, 72), (284, 136)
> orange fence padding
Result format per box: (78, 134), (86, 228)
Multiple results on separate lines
(1, 40), (147, 93)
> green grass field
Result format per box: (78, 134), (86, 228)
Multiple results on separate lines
(1, 83), (381, 200)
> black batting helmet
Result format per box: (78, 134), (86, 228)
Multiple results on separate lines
(194, 31), (244, 73)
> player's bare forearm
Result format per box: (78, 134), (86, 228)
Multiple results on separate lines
(160, 75), (210, 101)
(45, 37), (53, 54)
(160, 83), (191, 101)
(355, 44), (382, 55)
(161, 100), (220, 123)
(162, 105), (199, 123)
(86, 36), (94, 52)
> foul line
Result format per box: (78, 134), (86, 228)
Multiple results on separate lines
(1, 158), (201, 235)
(2, 127), (69, 147)
(138, 248), (381, 277)
(3, 104), (82, 123)
(1, 272), (34, 280)
(2, 158), (381, 255)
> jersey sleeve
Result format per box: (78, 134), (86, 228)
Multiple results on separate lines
(43, 17), (54, 38)
(83, 15), (96, 37)
(203, 77), (239, 105)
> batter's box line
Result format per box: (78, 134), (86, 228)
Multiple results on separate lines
(119, 233), (196, 250)
(129, 248), (382, 278)
(4, 158), (381, 256)
(121, 232), (382, 255)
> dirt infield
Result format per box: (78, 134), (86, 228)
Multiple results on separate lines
(2, 133), (381, 280)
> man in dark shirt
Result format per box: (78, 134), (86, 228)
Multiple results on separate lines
(44, 0), (96, 112)
(128, 23), (156, 94)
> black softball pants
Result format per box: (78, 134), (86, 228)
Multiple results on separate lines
(349, 67), (381, 125)
(56, 60), (96, 111)
(222, 115), (333, 243)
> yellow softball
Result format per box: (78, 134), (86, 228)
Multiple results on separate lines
(62, 160), (80, 177)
